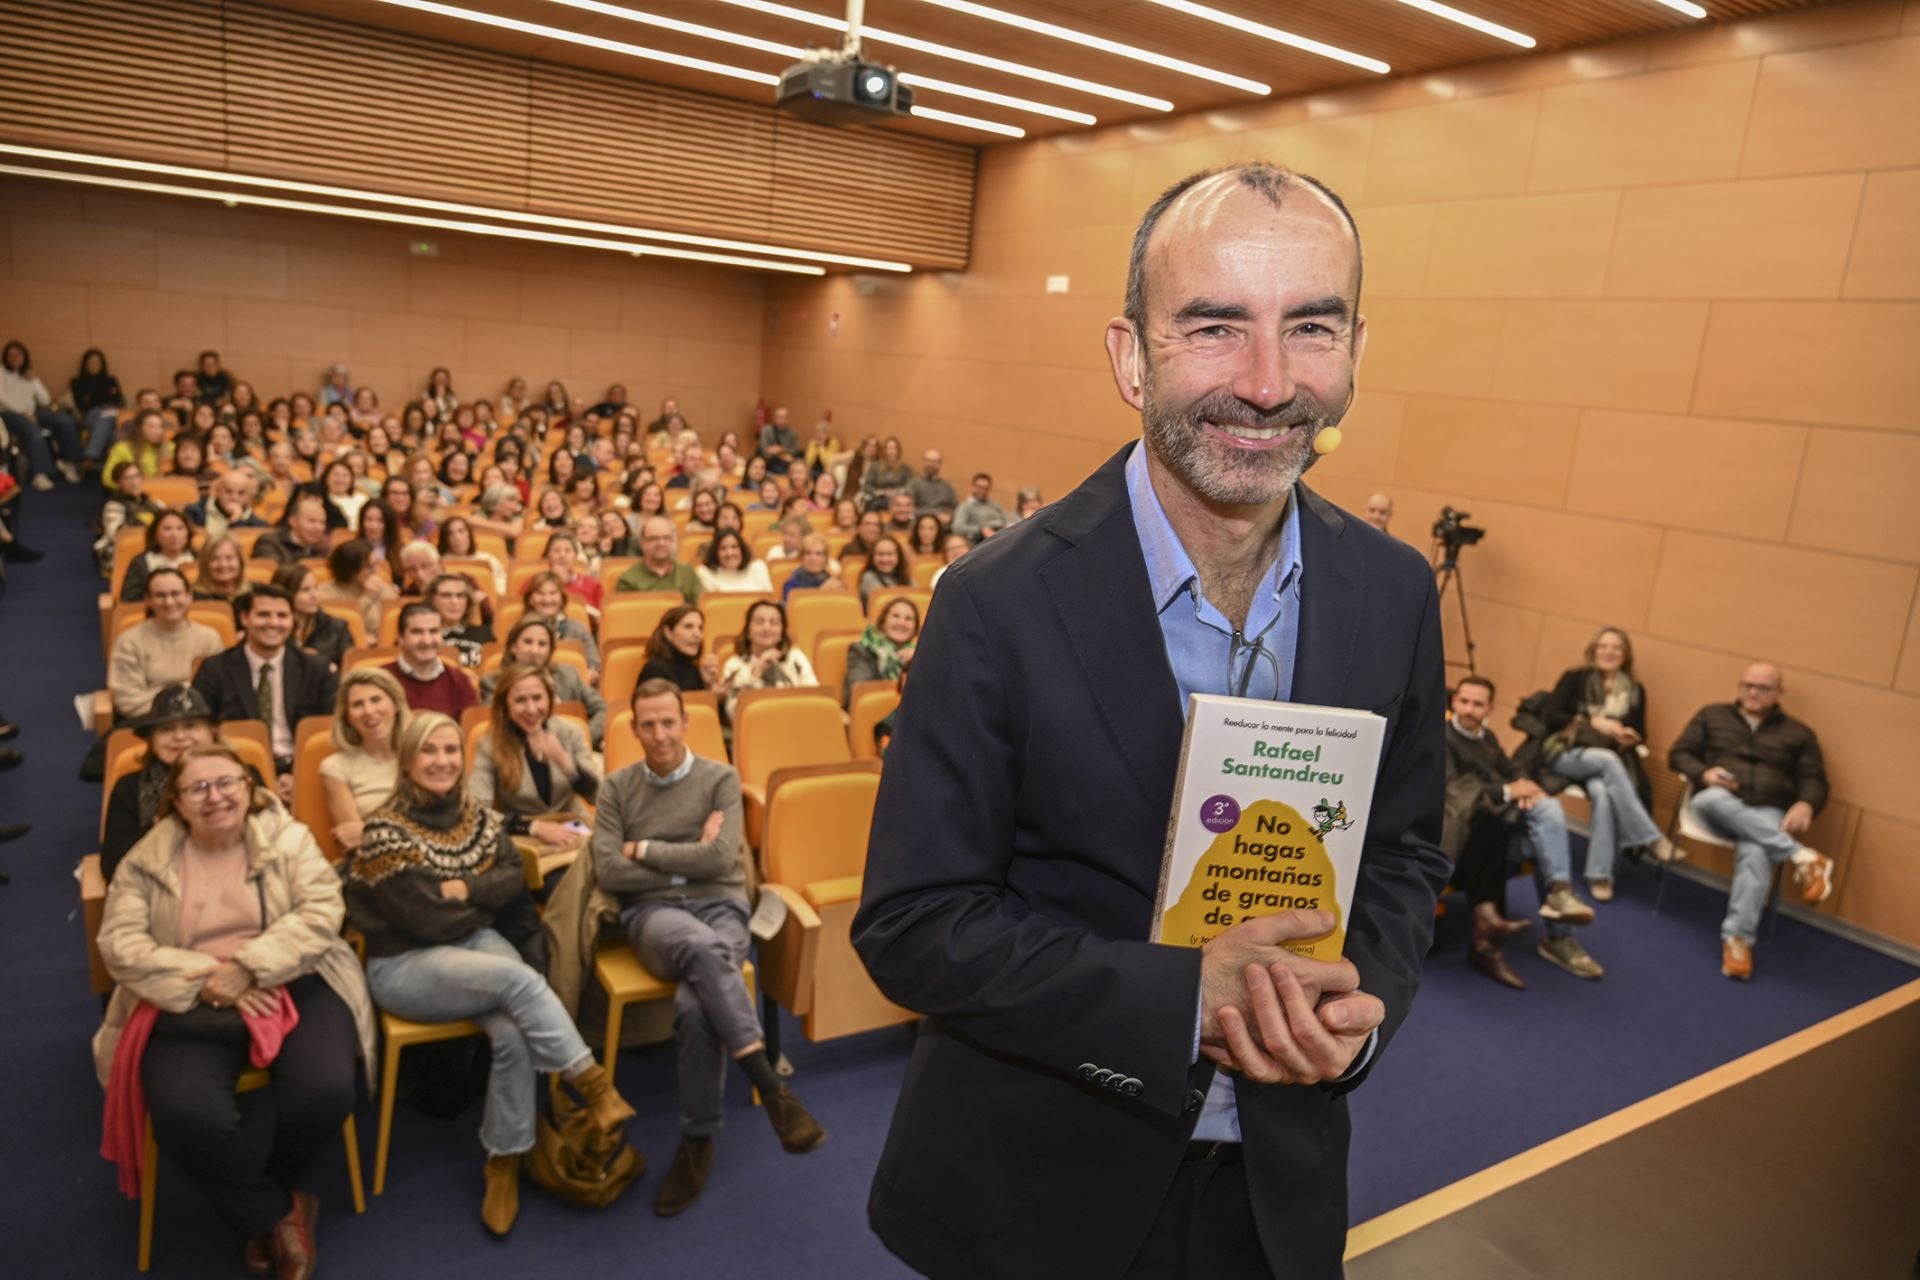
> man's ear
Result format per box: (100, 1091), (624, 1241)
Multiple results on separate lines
(1105, 319), (1145, 411)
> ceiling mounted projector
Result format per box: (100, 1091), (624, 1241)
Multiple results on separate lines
(776, 56), (913, 124)
(774, 0), (912, 125)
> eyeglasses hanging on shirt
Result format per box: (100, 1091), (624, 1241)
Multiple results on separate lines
(1226, 619), (1284, 701)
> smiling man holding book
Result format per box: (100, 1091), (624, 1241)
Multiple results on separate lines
(854, 164), (1451, 1279)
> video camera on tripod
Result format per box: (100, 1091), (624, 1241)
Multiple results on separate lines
(1430, 505), (1485, 568)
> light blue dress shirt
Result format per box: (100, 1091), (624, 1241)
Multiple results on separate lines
(1124, 443), (1371, 1143)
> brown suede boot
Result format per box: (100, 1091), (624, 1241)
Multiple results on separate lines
(570, 1062), (636, 1134)
(481, 1154), (522, 1238)
(654, 1136), (715, 1217)
(764, 1084), (827, 1153)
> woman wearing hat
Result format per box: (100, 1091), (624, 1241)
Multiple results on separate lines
(101, 686), (262, 881)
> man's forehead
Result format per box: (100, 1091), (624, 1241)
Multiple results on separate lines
(1147, 176), (1357, 309)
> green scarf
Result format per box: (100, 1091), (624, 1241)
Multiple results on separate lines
(858, 622), (908, 682)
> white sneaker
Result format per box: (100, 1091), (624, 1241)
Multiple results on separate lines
(56, 461), (81, 484)
(30, 474), (54, 492)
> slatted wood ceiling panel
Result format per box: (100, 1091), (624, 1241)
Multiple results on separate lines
(0, 0), (226, 163)
(0, 0), (976, 269)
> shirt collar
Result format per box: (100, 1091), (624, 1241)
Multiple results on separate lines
(1124, 440), (1303, 618)
(398, 654), (444, 681)
(644, 746), (695, 787)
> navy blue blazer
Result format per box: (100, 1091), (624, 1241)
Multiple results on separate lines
(853, 443), (1449, 1279)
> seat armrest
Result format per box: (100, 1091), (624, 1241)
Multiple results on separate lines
(755, 882), (821, 1017)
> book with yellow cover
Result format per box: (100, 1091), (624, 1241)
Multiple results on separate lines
(1150, 694), (1386, 961)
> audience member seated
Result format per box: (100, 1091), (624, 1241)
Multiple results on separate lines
(757, 405), (801, 466)
(439, 515), (508, 596)
(71, 346), (126, 467)
(696, 530), (772, 596)
(194, 350), (234, 403)
(253, 492), (332, 566)
(599, 509), (637, 559)
(120, 511), (197, 604)
(103, 408), (170, 490)
(481, 617), (606, 747)
(929, 534), (970, 589)
(858, 536), (913, 609)
(803, 418), (841, 476)
(845, 596), (918, 704)
(1363, 492), (1394, 533)
(274, 563), (353, 674)
(586, 680), (824, 1215)
(860, 436), (912, 510)
(319, 539), (397, 639)
(842, 509), (885, 561)
(384, 603), (479, 719)
(345, 713), (632, 1237)
(906, 449), (957, 522)
(96, 462), (163, 572)
(192, 534), (250, 613)
(95, 741), (373, 1278)
(471, 664), (601, 864)
(186, 470), (267, 536)
(1539, 627), (1672, 900)
(1444, 677), (1601, 987)
(543, 530), (602, 617)
(110, 568), (224, 726)
(782, 534), (844, 601)
(102, 685), (223, 879)
(320, 669), (407, 856)
(718, 601), (817, 719)
(426, 573), (494, 669)
(516, 572), (597, 675)
(639, 605), (717, 696)
(0, 338), (84, 488)
(905, 513), (944, 559)
(882, 491), (916, 537)
(615, 516), (701, 604)
(1011, 486), (1044, 523)
(1668, 663), (1834, 982)
(313, 460), (367, 531)
(192, 584), (339, 800)
(951, 472), (1006, 542)
(356, 500), (395, 567)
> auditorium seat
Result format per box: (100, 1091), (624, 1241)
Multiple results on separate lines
(847, 680), (901, 761)
(811, 630), (864, 705)
(731, 688), (849, 852)
(786, 589), (864, 659)
(599, 592), (680, 649)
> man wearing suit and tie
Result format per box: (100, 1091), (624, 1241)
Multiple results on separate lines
(191, 582), (338, 803)
(854, 164), (1450, 1279)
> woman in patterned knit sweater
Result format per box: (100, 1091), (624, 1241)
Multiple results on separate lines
(344, 712), (633, 1238)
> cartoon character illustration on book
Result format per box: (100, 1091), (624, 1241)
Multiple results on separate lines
(1311, 798), (1352, 838)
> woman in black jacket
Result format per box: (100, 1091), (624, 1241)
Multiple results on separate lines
(346, 713), (632, 1238)
(1541, 627), (1670, 900)
(72, 347), (125, 470)
(274, 563), (354, 672)
(638, 604), (716, 693)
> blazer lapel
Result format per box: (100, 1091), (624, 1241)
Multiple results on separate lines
(1038, 446), (1185, 814)
(1291, 485), (1364, 708)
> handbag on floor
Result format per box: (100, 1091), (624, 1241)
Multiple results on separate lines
(526, 1075), (645, 1208)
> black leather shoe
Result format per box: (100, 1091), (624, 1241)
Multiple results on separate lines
(654, 1136), (715, 1217)
(0, 749), (22, 771)
(0, 825), (28, 843)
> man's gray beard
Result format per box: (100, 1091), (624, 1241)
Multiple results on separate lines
(1141, 383), (1347, 506)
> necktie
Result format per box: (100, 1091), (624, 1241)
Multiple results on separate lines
(256, 661), (275, 736)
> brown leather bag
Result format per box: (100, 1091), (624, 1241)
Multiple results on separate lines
(525, 1076), (646, 1208)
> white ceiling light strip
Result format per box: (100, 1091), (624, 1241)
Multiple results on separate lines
(0, 143), (910, 271)
(910, 106), (1024, 137)
(1384, 0), (1534, 47)
(905, 0), (1270, 94)
(540, 0), (1090, 122)
(0, 163), (826, 275)
(703, 0), (1175, 110)
(1646, 0), (1709, 17)
(368, 0), (777, 82)
(1140, 0), (1391, 73)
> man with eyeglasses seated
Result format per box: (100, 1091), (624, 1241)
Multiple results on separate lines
(613, 516), (702, 604)
(191, 584), (339, 803)
(1668, 663), (1831, 982)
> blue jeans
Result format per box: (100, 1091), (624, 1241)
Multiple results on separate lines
(1, 407), (82, 478)
(1551, 747), (1662, 882)
(366, 928), (593, 1156)
(83, 405), (121, 462)
(1688, 786), (1801, 944)
(1517, 796), (1576, 940)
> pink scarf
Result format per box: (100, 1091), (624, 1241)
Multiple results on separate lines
(101, 988), (302, 1197)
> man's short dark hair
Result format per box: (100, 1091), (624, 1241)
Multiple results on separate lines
(398, 602), (440, 632)
(239, 582), (293, 615)
(286, 490), (326, 520)
(1454, 675), (1496, 700)
(1123, 163), (1363, 332)
(144, 567), (190, 599)
(973, 472), (992, 486)
(632, 677), (686, 716)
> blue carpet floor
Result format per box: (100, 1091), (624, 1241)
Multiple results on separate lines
(1, 482), (1911, 1277)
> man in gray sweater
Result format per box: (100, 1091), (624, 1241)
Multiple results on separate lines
(591, 678), (826, 1216)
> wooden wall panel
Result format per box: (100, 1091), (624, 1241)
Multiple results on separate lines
(0, 0), (975, 271)
(761, 1), (1920, 950)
